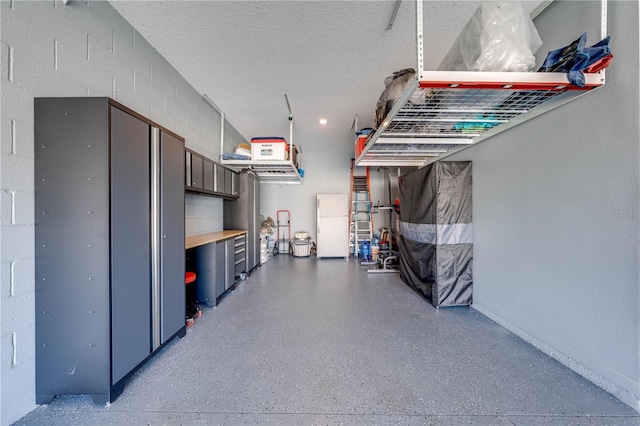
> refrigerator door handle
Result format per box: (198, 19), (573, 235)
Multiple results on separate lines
(317, 199), (320, 234)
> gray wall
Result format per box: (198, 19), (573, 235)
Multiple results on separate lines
(260, 143), (353, 240)
(0, 2), (231, 424)
(259, 146), (407, 246)
(447, 0), (639, 410)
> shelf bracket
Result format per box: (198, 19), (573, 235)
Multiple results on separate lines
(599, 0), (607, 84)
(285, 94), (293, 148)
(415, 0), (424, 79)
(415, 0), (608, 84)
(203, 93), (226, 162)
(387, 0), (402, 31)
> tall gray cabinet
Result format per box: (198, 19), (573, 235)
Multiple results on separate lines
(224, 171), (261, 272)
(35, 98), (186, 404)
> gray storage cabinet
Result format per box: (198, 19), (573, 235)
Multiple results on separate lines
(191, 234), (245, 306)
(224, 172), (261, 272)
(35, 98), (186, 405)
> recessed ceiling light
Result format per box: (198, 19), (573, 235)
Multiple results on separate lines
(319, 118), (328, 125)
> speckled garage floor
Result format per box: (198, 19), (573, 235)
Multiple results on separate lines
(15, 256), (640, 425)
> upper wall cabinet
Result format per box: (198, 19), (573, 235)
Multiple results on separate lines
(185, 148), (238, 199)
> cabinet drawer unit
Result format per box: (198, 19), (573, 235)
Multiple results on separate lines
(234, 235), (246, 276)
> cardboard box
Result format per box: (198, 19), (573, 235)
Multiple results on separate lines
(251, 137), (289, 161)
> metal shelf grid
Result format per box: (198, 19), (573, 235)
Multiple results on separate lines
(354, 0), (608, 168)
(221, 160), (302, 185)
(355, 72), (604, 167)
(215, 94), (302, 184)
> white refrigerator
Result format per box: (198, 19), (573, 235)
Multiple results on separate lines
(316, 193), (349, 258)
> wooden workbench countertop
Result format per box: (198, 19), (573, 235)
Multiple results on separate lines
(185, 230), (247, 249)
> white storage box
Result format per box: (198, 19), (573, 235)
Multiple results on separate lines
(251, 137), (289, 161)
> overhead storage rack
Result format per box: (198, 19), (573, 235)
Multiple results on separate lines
(355, 0), (607, 168)
(213, 94), (303, 185)
(218, 159), (302, 185)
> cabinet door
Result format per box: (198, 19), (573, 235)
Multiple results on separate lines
(110, 106), (151, 384)
(215, 163), (225, 193)
(191, 154), (203, 188)
(225, 239), (235, 289)
(232, 172), (240, 196)
(215, 241), (226, 298)
(224, 168), (233, 195)
(160, 131), (185, 343)
(194, 243), (217, 307)
(203, 160), (214, 191)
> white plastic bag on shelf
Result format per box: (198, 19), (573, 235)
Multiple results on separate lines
(437, 2), (543, 72)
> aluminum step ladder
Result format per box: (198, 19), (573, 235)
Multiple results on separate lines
(349, 160), (373, 258)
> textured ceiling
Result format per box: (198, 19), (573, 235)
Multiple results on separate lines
(110, 1), (542, 152)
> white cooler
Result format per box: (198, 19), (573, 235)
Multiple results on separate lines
(250, 137), (288, 161)
(292, 238), (311, 257)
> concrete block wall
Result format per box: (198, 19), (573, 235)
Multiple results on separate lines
(185, 194), (223, 236)
(224, 120), (245, 153)
(0, 2), (238, 424)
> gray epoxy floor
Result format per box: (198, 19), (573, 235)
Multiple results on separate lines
(15, 256), (640, 425)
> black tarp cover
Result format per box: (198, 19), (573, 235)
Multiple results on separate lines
(398, 162), (473, 307)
